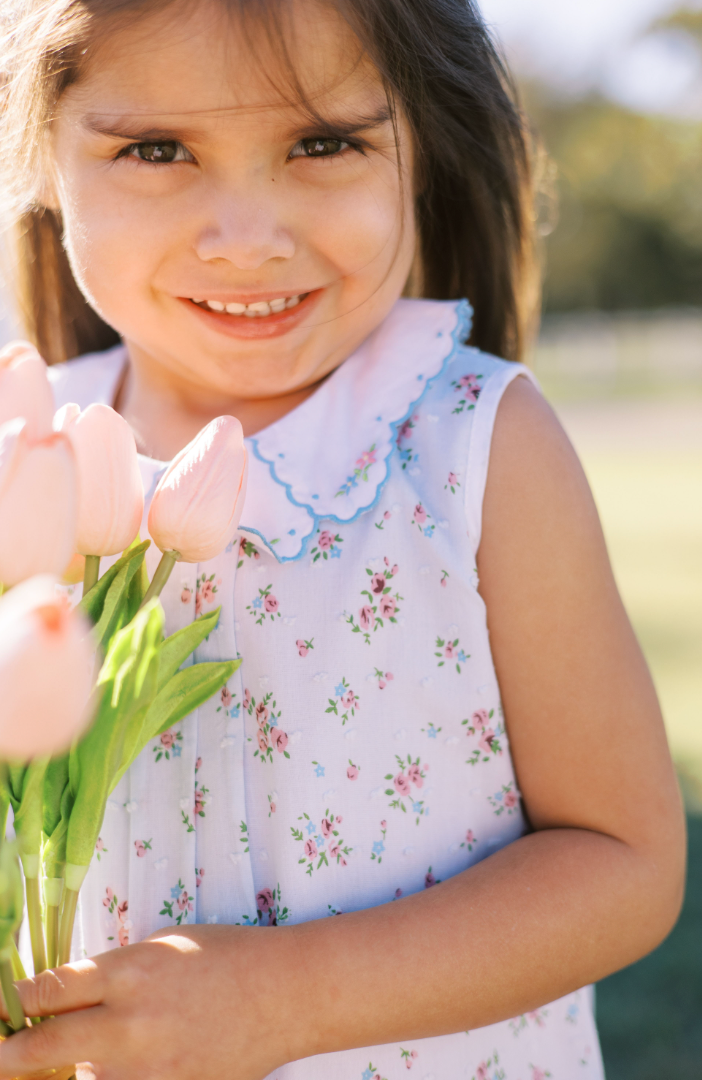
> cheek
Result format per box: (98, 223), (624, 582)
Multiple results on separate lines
(298, 167), (409, 277)
(60, 179), (180, 314)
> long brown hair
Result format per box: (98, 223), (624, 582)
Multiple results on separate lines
(0, 0), (539, 364)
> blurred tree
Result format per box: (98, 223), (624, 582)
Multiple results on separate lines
(524, 7), (702, 313)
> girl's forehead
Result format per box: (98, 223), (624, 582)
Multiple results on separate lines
(66, 0), (380, 123)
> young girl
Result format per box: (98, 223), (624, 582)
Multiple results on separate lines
(0, 1), (685, 1078)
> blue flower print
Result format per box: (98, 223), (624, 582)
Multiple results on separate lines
(458, 649), (467, 663)
(362, 1070), (374, 1080)
(334, 682), (346, 697)
(253, 596), (262, 609)
(372, 840), (385, 856)
(423, 525), (433, 538)
(330, 546), (342, 558)
(170, 884), (181, 900)
(412, 800), (423, 814)
(172, 744), (182, 758)
(314, 763), (326, 778)
(306, 820), (317, 835)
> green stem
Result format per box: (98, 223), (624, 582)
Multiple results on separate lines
(140, 550), (179, 609)
(46, 904), (60, 970)
(0, 955), (25, 1032)
(9, 939), (26, 982)
(82, 555), (101, 596)
(25, 877), (46, 975)
(0, 1015), (11, 1037)
(57, 889), (79, 967)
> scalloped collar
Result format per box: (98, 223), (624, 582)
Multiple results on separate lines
(49, 298), (472, 562)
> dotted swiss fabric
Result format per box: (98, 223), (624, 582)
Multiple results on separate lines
(50, 300), (604, 1080)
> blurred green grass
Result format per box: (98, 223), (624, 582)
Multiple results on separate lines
(542, 386), (702, 1074)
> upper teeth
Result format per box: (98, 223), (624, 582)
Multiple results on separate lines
(193, 296), (302, 316)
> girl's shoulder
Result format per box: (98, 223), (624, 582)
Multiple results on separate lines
(48, 342), (126, 411)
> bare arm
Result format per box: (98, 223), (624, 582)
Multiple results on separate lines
(0, 379), (686, 1079)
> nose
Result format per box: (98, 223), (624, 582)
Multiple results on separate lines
(194, 191), (295, 270)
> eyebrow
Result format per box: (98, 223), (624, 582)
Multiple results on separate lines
(82, 105), (393, 143)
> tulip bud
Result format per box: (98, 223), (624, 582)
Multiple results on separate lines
(0, 575), (94, 759)
(54, 402), (143, 557)
(0, 341), (55, 443)
(0, 418), (77, 587)
(148, 416), (247, 562)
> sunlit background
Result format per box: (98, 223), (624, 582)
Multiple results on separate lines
(478, 2), (702, 1075)
(1, 1), (701, 1075)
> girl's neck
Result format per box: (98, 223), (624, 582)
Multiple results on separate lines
(114, 345), (321, 461)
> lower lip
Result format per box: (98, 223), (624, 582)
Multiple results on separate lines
(178, 290), (322, 339)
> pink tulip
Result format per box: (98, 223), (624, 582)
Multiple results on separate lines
(0, 418), (77, 586)
(0, 575), (94, 758)
(54, 402), (143, 557)
(0, 341), (54, 443)
(148, 416), (247, 562)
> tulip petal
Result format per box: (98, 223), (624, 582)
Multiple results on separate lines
(0, 343), (55, 444)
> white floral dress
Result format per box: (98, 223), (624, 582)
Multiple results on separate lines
(50, 299), (605, 1080)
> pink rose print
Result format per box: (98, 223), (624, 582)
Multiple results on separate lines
(271, 728), (289, 754)
(413, 503), (427, 525)
(327, 678), (359, 725)
(407, 764), (423, 789)
(296, 638), (314, 657)
(257, 730), (269, 753)
(195, 592), (202, 617)
(181, 586), (192, 604)
(177, 891), (192, 912)
(256, 888), (274, 912)
(221, 686), (232, 709)
(195, 757), (202, 772)
(347, 764), (359, 780)
(118, 900), (128, 921)
(386, 755), (428, 821)
(247, 584), (282, 624)
(370, 573), (386, 595)
(379, 595), (396, 618)
(488, 781), (520, 816)
(134, 839), (152, 858)
(196, 867), (205, 888)
(304, 838), (318, 860)
(448, 472), (458, 485)
(321, 817), (333, 838)
(293, 811), (352, 874)
(451, 372), (483, 413)
(359, 605), (375, 631)
(201, 579), (215, 603)
(424, 869), (436, 889)
(160, 879), (193, 925)
(160, 731), (175, 749)
(478, 728), (497, 754)
(394, 888), (402, 899)
(341, 690), (356, 709)
(243, 688), (252, 711)
(318, 530), (334, 550)
(444, 642), (455, 659)
(329, 842), (340, 859)
(336, 816), (343, 824)
(264, 594), (279, 614)
(95, 836), (107, 861)
(504, 790), (518, 809)
(381, 820), (387, 829)
(255, 703), (269, 728)
(466, 830), (475, 844)
(103, 887), (114, 908)
(472, 708), (490, 729)
(400, 1048), (420, 1068)
(384, 510), (392, 520)
(118, 927), (129, 947)
(394, 773), (411, 797)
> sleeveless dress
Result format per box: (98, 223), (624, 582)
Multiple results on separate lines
(50, 299), (605, 1080)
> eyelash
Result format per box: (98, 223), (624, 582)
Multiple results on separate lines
(115, 136), (364, 166)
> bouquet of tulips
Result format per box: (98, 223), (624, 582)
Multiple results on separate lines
(0, 342), (247, 1079)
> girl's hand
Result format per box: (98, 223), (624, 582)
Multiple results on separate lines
(0, 926), (304, 1080)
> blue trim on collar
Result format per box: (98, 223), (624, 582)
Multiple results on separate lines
(243, 299), (473, 564)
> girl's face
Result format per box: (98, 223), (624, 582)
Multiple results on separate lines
(50, 0), (416, 407)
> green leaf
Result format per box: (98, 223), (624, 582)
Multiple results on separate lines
(43, 755), (69, 839)
(156, 608), (223, 691)
(13, 756), (49, 858)
(92, 548), (150, 653)
(66, 601), (163, 869)
(79, 541), (150, 626)
(0, 841), (24, 951)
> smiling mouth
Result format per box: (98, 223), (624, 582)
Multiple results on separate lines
(189, 294), (310, 318)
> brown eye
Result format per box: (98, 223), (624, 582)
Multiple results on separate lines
(127, 141), (192, 164)
(290, 137), (350, 159)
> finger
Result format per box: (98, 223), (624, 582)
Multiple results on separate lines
(0, 1005), (108, 1079)
(0, 961), (106, 1021)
